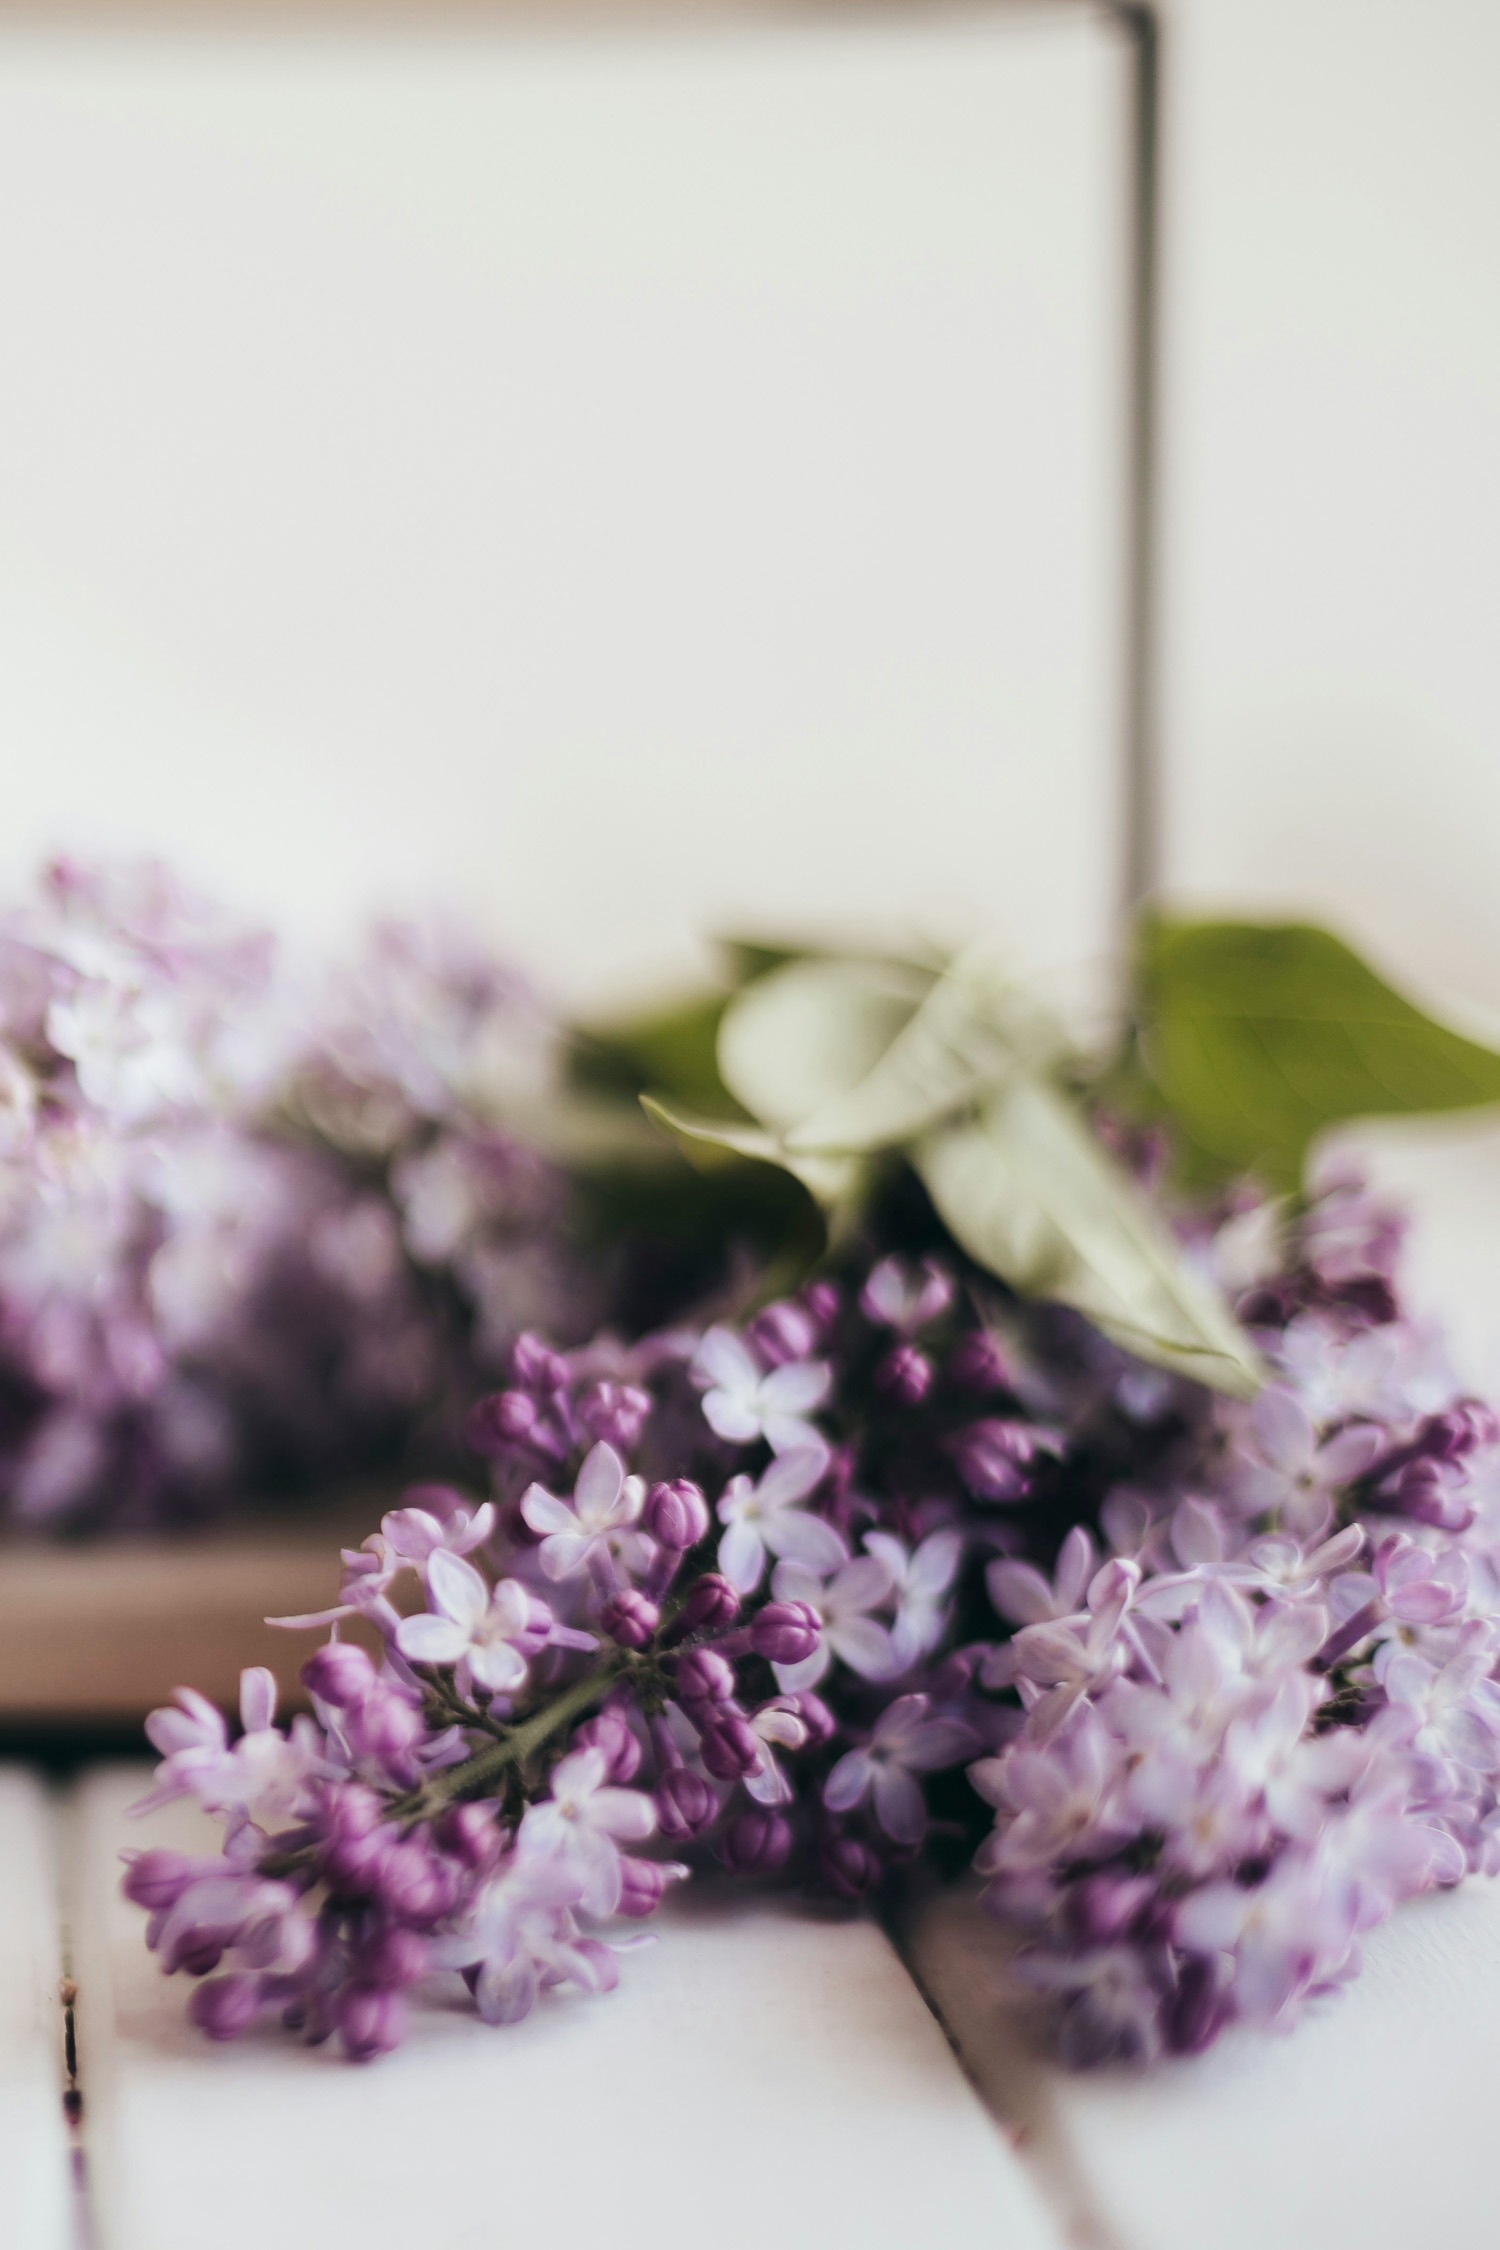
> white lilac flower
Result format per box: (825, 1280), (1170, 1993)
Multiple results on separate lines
(743, 1699), (810, 1807)
(395, 1553), (548, 1695)
(716, 1447), (844, 1595)
(521, 1442), (646, 1582)
(693, 1326), (831, 1453)
(824, 1694), (978, 1845)
(1229, 1384), (1384, 1536)
(987, 1524), (1098, 1628)
(136, 1669), (319, 1831)
(515, 1747), (656, 1916)
(437, 1853), (614, 2026)
(865, 1528), (964, 1668)
(768, 1553), (896, 1691)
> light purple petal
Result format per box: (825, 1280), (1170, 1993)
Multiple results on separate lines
(761, 1360), (832, 1415)
(428, 1548), (489, 1634)
(703, 1392), (764, 1445)
(718, 1519), (767, 1595)
(520, 1484), (577, 1537)
(823, 1749), (875, 1813)
(238, 1668), (277, 1735)
(695, 1327), (760, 1393)
(766, 1511), (849, 1576)
(594, 1789), (657, 1843)
(757, 1445), (832, 1507)
(829, 1617), (899, 1680)
(872, 1764), (926, 1846)
(575, 1442), (626, 1525)
(395, 1614), (471, 1666)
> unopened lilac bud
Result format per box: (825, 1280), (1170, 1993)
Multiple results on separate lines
(1167, 1957), (1231, 2056)
(790, 1692), (836, 1749)
(654, 1766), (719, 1841)
(698, 1710), (761, 1780)
(345, 1685), (425, 1773)
(1066, 1871), (1154, 1946)
(434, 1802), (503, 1871)
(747, 1300), (820, 1367)
(673, 1574), (740, 1638)
(675, 1646), (736, 1705)
(803, 1281), (843, 1334)
(821, 1832), (883, 1899)
(377, 1837), (458, 1923)
(644, 1478), (711, 1551)
(949, 1331), (1018, 1395)
(955, 1418), (1060, 1503)
(600, 1589), (660, 1649)
(121, 1848), (202, 1913)
(877, 1342), (934, 1407)
(721, 1808), (794, 1878)
(301, 1640), (376, 1710)
(339, 1985), (405, 2063)
(511, 1332), (569, 1392)
(616, 1856), (687, 1919)
(357, 1927), (431, 1988)
(750, 1600), (822, 1666)
(574, 1704), (644, 1784)
(188, 1973), (264, 2041)
(465, 1389), (540, 1453)
(578, 1380), (652, 1451)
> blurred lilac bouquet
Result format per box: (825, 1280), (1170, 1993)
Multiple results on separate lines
(127, 1182), (1500, 2065)
(0, 859), (592, 1526)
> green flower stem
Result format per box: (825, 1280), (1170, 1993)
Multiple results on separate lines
(399, 1653), (629, 1822)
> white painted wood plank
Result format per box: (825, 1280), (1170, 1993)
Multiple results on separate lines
(71, 1766), (1066, 2250)
(910, 1875), (1500, 2250)
(0, 8), (1127, 1006)
(0, 1768), (69, 2250)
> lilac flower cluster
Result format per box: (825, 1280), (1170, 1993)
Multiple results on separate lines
(0, 861), (591, 1525)
(974, 1169), (1500, 2061)
(292, 918), (603, 1369)
(129, 1170), (1500, 2066)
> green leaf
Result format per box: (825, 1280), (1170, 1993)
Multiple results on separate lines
(1139, 918), (1500, 1190)
(573, 992), (734, 1116)
(783, 945), (1069, 1155)
(913, 1077), (1264, 1398)
(639, 1096), (866, 1213)
(716, 955), (933, 1133)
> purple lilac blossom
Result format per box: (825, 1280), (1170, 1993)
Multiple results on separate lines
(0, 861), (594, 1525)
(128, 1183), (1500, 2068)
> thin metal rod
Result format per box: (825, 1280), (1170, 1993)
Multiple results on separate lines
(1109, 1), (1162, 929)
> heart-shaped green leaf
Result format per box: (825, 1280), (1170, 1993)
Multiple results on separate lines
(1139, 918), (1500, 1190)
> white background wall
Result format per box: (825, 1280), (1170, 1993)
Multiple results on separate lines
(0, 7), (1128, 1007)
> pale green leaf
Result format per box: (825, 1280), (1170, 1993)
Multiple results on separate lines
(784, 944), (1069, 1155)
(914, 1077), (1264, 1398)
(639, 1095), (864, 1211)
(716, 955), (933, 1132)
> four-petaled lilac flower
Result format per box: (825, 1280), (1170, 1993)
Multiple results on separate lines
(767, 1554), (896, 1691)
(395, 1553), (551, 1695)
(824, 1694), (979, 1845)
(743, 1699), (810, 1807)
(516, 1747), (657, 1915)
(693, 1327), (831, 1453)
(1231, 1386), (1384, 1535)
(716, 1447), (844, 1595)
(866, 1528), (964, 1667)
(137, 1669), (319, 1831)
(521, 1443), (645, 1581)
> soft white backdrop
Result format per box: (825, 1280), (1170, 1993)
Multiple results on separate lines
(0, 6), (1128, 1007)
